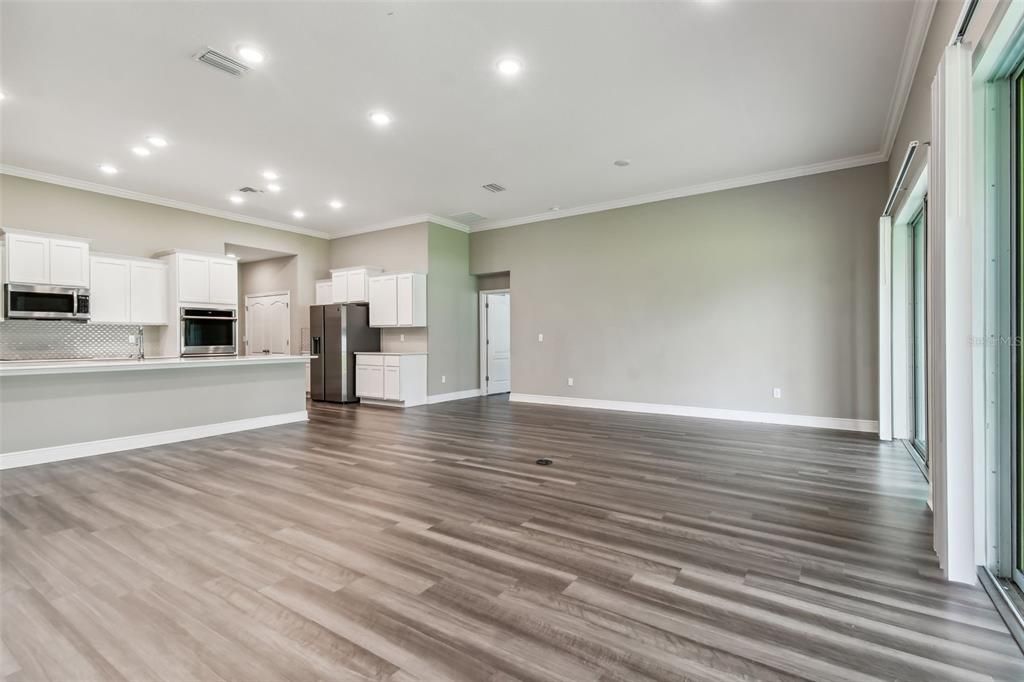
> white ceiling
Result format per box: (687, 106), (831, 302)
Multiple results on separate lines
(1, 1), (923, 239)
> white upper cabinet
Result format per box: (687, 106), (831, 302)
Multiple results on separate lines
(331, 271), (348, 303)
(330, 266), (382, 303)
(7, 234), (50, 284)
(177, 254), (211, 302)
(90, 255), (168, 325)
(129, 260), (168, 325)
(368, 275), (398, 327)
(368, 272), (426, 327)
(162, 252), (238, 307)
(209, 258), (238, 305)
(89, 257), (131, 323)
(315, 279), (333, 305)
(49, 238), (90, 286)
(4, 231), (91, 286)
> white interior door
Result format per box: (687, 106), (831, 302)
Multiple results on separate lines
(485, 293), (511, 394)
(245, 293), (290, 355)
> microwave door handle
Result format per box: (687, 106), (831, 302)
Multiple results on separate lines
(73, 293), (78, 317)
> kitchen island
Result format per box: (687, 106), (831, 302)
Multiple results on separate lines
(0, 355), (310, 469)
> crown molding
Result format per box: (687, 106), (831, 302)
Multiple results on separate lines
(328, 213), (469, 240)
(880, 0), (937, 160)
(471, 150), (887, 232)
(0, 165), (333, 240)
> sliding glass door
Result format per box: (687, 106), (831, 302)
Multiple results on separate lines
(911, 207), (928, 462)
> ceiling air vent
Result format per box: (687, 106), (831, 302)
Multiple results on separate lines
(238, 186), (262, 193)
(194, 47), (250, 77)
(481, 183), (506, 193)
(448, 212), (487, 226)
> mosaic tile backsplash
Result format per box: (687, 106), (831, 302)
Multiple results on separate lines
(0, 320), (144, 360)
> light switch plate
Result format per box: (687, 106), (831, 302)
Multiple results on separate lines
(441, 375), (446, 384)
(567, 377), (574, 387)
(538, 333), (544, 342)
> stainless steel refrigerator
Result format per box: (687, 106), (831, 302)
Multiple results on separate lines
(309, 303), (380, 402)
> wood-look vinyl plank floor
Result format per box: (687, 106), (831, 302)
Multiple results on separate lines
(1, 395), (1020, 681)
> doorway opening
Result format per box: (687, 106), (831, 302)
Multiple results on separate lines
(480, 290), (511, 395)
(244, 291), (290, 355)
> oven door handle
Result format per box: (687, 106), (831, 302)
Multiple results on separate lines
(181, 315), (238, 321)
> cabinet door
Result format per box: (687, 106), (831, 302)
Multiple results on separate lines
(332, 272), (349, 303)
(7, 234), (50, 284)
(315, 280), (333, 305)
(347, 270), (367, 302)
(356, 364), (384, 398)
(384, 366), (401, 401)
(178, 255), (210, 302)
(89, 257), (131, 323)
(49, 239), (90, 286)
(130, 262), (168, 324)
(368, 275), (397, 327)
(396, 274), (413, 326)
(209, 259), (238, 305)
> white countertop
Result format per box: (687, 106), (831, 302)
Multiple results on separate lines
(0, 354), (312, 377)
(354, 352), (428, 356)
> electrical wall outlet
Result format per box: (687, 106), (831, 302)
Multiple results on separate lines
(400, 334), (405, 342)
(772, 387), (782, 399)
(128, 335), (136, 344)
(441, 375), (446, 384)
(538, 333), (544, 342)
(567, 377), (574, 387)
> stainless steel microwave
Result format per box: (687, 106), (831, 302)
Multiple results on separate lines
(4, 283), (91, 321)
(180, 306), (237, 356)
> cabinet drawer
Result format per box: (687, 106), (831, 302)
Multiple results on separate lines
(356, 354), (384, 366)
(384, 355), (401, 367)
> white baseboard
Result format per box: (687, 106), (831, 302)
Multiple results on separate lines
(0, 411), (309, 470)
(427, 388), (483, 404)
(508, 394), (878, 433)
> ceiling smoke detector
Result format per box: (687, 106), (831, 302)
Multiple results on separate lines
(194, 47), (251, 77)
(481, 183), (506, 193)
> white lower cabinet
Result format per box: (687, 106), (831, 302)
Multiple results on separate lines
(355, 359), (384, 399)
(355, 353), (427, 407)
(89, 256), (168, 325)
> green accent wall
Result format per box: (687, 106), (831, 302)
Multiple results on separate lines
(427, 223), (479, 395)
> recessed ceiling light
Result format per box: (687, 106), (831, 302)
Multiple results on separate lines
(496, 57), (523, 77)
(266, 183), (281, 193)
(262, 170), (279, 181)
(614, 159), (631, 167)
(146, 135), (168, 148)
(98, 164), (118, 175)
(236, 46), (265, 65)
(132, 146), (151, 157)
(226, 253), (237, 259)
(550, 206), (560, 212)
(0, 91), (6, 101)
(292, 209), (305, 219)
(369, 111), (392, 127)
(328, 199), (344, 210)
(229, 195), (245, 205)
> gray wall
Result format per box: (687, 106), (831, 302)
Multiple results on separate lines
(888, 0), (959, 216)
(329, 223), (429, 352)
(426, 223), (478, 394)
(238, 255), (298, 355)
(0, 175), (329, 356)
(470, 163), (887, 421)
